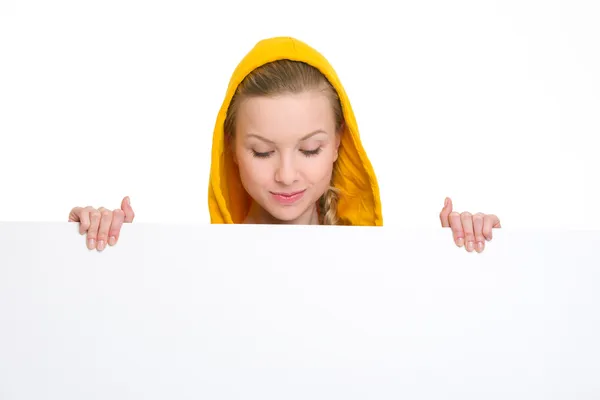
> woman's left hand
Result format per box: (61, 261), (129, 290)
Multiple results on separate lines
(439, 197), (501, 253)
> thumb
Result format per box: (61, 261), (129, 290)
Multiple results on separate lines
(121, 196), (135, 223)
(439, 197), (452, 227)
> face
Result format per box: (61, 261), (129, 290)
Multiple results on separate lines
(233, 90), (341, 224)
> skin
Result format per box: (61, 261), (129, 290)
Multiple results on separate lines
(68, 196), (135, 251)
(440, 197), (501, 253)
(68, 91), (501, 252)
(232, 91), (340, 225)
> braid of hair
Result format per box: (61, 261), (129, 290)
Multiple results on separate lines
(319, 186), (340, 225)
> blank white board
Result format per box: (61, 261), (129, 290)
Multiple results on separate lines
(0, 222), (599, 399)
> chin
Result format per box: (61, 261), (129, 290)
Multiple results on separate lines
(265, 205), (306, 222)
(261, 197), (314, 223)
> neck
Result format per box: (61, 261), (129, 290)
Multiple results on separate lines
(244, 201), (320, 225)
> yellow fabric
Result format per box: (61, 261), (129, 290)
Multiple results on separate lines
(208, 36), (383, 226)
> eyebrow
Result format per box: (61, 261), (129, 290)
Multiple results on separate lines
(246, 129), (327, 144)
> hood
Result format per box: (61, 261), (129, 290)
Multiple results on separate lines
(208, 36), (383, 226)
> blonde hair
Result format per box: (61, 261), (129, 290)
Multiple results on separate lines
(224, 59), (344, 225)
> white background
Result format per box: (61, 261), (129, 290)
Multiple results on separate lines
(1, 0), (599, 228)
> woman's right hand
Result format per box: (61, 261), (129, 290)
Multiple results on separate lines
(68, 196), (135, 251)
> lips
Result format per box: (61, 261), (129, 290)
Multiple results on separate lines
(270, 190), (306, 205)
(271, 190), (304, 197)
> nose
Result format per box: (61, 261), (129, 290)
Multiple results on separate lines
(274, 154), (298, 185)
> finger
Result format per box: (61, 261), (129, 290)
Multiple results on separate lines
(439, 197), (452, 227)
(108, 209), (125, 246)
(449, 211), (464, 247)
(78, 206), (94, 235)
(68, 206), (90, 235)
(121, 196), (135, 223)
(86, 209), (102, 250)
(483, 214), (501, 240)
(491, 214), (501, 228)
(96, 209), (113, 251)
(460, 212), (475, 252)
(472, 213), (486, 253)
(68, 207), (83, 222)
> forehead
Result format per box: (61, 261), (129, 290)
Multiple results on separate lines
(237, 91), (335, 141)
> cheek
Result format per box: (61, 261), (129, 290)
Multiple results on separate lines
(303, 150), (336, 183)
(237, 153), (273, 186)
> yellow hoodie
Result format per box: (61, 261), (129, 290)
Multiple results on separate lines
(208, 36), (383, 226)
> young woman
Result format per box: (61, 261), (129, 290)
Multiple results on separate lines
(68, 37), (501, 253)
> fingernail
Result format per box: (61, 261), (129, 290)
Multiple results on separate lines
(456, 238), (464, 247)
(97, 240), (105, 251)
(126, 196), (131, 205)
(477, 241), (484, 252)
(108, 236), (116, 246)
(87, 238), (96, 250)
(467, 241), (474, 252)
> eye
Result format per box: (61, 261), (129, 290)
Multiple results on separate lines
(301, 147), (322, 157)
(251, 150), (273, 158)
